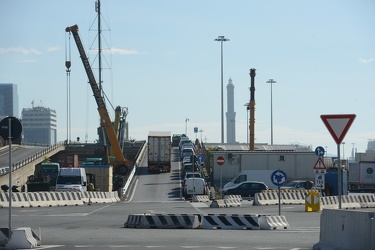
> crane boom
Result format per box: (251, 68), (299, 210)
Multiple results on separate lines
(65, 24), (129, 175)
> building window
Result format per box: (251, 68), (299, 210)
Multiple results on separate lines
(279, 155), (285, 161)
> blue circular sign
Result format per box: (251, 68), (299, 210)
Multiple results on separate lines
(315, 146), (325, 157)
(197, 155), (204, 163)
(271, 170), (287, 186)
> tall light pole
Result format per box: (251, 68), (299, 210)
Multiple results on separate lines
(199, 129), (204, 143)
(215, 35), (229, 144)
(185, 118), (189, 135)
(266, 79), (276, 145)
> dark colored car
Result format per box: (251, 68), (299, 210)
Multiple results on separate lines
(222, 181), (268, 197)
(281, 180), (315, 190)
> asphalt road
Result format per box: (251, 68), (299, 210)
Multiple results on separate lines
(1, 200), (321, 250)
(0, 147), (323, 249)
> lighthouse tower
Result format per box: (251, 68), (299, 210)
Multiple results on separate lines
(226, 78), (236, 143)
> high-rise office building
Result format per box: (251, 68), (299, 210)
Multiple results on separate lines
(0, 83), (19, 120)
(226, 78), (236, 143)
(22, 105), (57, 145)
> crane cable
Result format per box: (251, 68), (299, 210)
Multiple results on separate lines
(65, 31), (72, 143)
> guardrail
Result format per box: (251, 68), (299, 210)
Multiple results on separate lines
(0, 142), (65, 176)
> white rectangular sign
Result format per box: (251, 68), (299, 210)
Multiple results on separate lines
(315, 173), (325, 190)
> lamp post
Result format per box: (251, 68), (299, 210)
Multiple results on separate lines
(266, 79), (276, 145)
(185, 118), (189, 135)
(215, 35), (229, 144)
(199, 129), (204, 143)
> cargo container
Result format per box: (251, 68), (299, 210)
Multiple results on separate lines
(348, 161), (375, 192)
(147, 131), (171, 173)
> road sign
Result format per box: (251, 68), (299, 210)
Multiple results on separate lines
(305, 190), (320, 212)
(271, 170), (287, 186)
(197, 148), (204, 155)
(197, 155), (204, 163)
(216, 156), (225, 166)
(315, 146), (325, 157)
(0, 116), (22, 141)
(313, 157), (326, 173)
(320, 114), (356, 145)
(315, 173), (325, 190)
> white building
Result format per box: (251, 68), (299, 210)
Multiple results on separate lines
(22, 104), (57, 145)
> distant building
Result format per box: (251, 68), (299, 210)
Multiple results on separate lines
(368, 139), (375, 151)
(226, 78), (236, 143)
(22, 104), (57, 145)
(0, 83), (19, 120)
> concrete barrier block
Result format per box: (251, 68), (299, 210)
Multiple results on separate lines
(313, 209), (375, 250)
(210, 200), (227, 208)
(0, 228), (9, 247)
(355, 194), (375, 208)
(5, 227), (38, 249)
(124, 214), (200, 229)
(254, 192), (279, 205)
(258, 215), (289, 230)
(192, 195), (210, 202)
(201, 214), (260, 230)
(223, 195), (242, 207)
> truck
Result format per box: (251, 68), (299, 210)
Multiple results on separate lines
(348, 161), (375, 192)
(223, 170), (278, 190)
(55, 168), (87, 192)
(26, 162), (60, 191)
(148, 131), (171, 173)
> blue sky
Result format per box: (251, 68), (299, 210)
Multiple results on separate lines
(1, 0), (374, 156)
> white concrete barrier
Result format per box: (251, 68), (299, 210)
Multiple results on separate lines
(341, 195), (361, 209)
(258, 215), (289, 230)
(313, 209), (375, 250)
(320, 196), (339, 209)
(5, 227), (39, 249)
(55, 192), (84, 206)
(210, 200), (227, 208)
(281, 191), (306, 205)
(28, 192), (52, 207)
(355, 194), (375, 208)
(223, 195), (242, 207)
(192, 195), (210, 202)
(89, 192), (111, 203)
(254, 191), (279, 205)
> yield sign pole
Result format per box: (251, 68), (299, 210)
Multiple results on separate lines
(320, 114), (356, 209)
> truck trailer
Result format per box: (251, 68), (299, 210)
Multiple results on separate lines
(348, 161), (375, 192)
(148, 131), (172, 173)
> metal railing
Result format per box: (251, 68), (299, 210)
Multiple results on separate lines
(0, 141), (65, 176)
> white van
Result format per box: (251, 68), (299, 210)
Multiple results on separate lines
(223, 170), (278, 190)
(55, 168), (87, 192)
(183, 177), (208, 199)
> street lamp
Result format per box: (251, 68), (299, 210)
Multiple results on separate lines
(185, 118), (189, 135)
(215, 35), (229, 144)
(199, 129), (204, 143)
(266, 79), (276, 145)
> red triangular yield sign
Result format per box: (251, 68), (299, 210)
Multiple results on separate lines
(320, 114), (356, 145)
(313, 157), (326, 170)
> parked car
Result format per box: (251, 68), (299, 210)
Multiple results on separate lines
(182, 172), (202, 186)
(281, 180), (314, 190)
(183, 177), (208, 199)
(181, 163), (199, 177)
(222, 181), (269, 197)
(180, 148), (194, 162)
